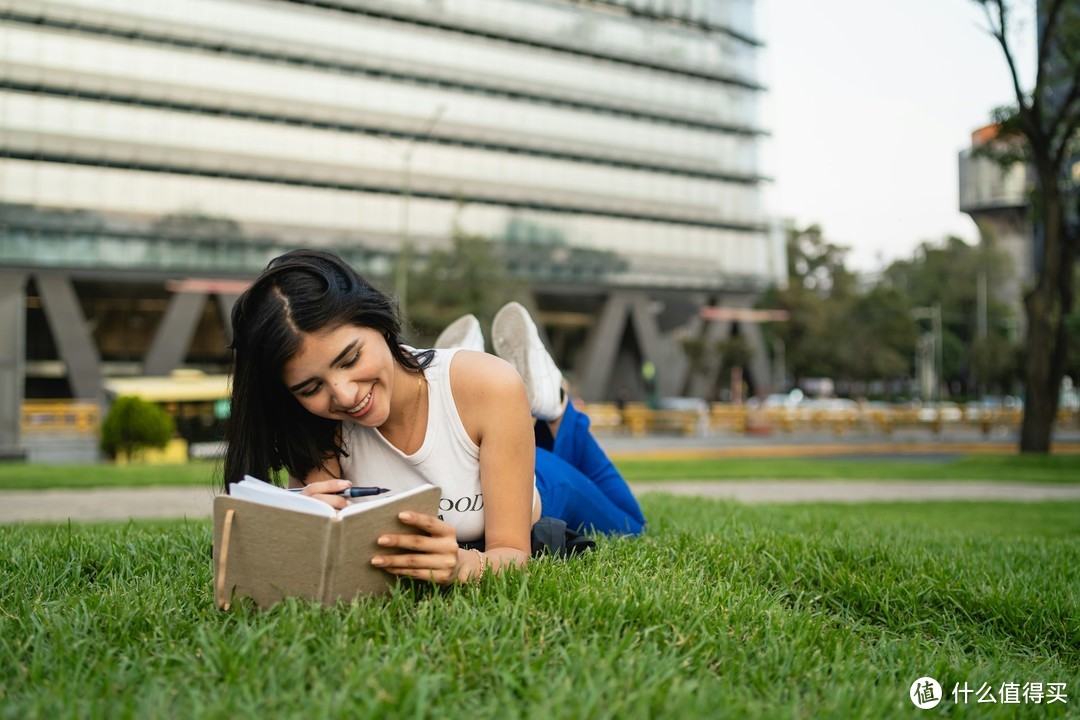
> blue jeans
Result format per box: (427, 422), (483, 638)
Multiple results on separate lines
(534, 401), (646, 535)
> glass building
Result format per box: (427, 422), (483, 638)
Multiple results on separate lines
(0, 0), (780, 452)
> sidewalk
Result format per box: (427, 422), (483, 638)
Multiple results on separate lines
(3, 480), (1080, 525)
(3, 428), (1079, 525)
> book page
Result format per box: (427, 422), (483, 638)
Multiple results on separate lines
(229, 476), (440, 520)
(339, 484), (440, 518)
(228, 475), (337, 518)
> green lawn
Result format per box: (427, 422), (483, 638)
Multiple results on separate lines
(1, 497), (1077, 718)
(616, 453), (1080, 484)
(1, 453), (1078, 491)
(0, 460), (222, 491)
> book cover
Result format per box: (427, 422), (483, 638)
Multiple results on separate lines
(213, 478), (442, 609)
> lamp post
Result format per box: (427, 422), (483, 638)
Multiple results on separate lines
(394, 105), (445, 326)
(911, 304), (943, 401)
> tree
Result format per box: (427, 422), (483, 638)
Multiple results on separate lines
(406, 229), (516, 347)
(835, 286), (917, 383)
(974, 0), (1080, 451)
(760, 224), (914, 392)
(883, 236), (1015, 397)
(100, 396), (175, 461)
(760, 225), (850, 384)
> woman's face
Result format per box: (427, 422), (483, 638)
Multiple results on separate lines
(281, 323), (400, 427)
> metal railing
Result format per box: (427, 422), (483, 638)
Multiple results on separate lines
(580, 402), (1070, 438)
(21, 400), (101, 437)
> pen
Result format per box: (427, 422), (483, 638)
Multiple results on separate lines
(289, 486), (391, 498)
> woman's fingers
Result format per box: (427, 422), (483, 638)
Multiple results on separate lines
(376, 531), (454, 553)
(301, 479), (351, 495)
(313, 493), (350, 510)
(371, 513), (461, 585)
(395, 511), (455, 537)
(298, 479), (351, 509)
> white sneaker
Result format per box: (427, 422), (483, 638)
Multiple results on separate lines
(492, 302), (563, 421)
(434, 314), (485, 352)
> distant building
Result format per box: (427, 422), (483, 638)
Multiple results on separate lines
(0, 0), (780, 455)
(957, 124), (1033, 333)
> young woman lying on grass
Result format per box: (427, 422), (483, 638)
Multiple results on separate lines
(223, 249), (645, 586)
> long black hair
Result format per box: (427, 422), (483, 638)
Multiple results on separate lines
(223, 249), (434, 490)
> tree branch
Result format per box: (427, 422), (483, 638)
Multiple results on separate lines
(983, 0), (1036, 128)
(1035, 0), (1067, 93)
(1049, 59), (1080, 165)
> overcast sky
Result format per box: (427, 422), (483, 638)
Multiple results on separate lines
(759, 0), (1037, 272)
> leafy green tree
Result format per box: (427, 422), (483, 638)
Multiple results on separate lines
(786, 224), (857, 297)
(761, 225), (843, 383)
(883, 236), (1015, 396)
(100, 396), (175, 460)
(835, 286), (917, 382)
(971, 333), (1023, 395)
(972, 0), (1080, 451)
(761, 224), (913, 391)
(406, 229), (516, 347)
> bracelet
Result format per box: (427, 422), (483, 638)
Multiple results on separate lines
(470, 548), (486, 583)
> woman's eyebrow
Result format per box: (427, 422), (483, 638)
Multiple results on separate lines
(288, 340), (359, 393)
(329, 340), (359, 368)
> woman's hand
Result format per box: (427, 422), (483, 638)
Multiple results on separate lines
(294, 478), (352, 511)
(371, 511), (475, 585)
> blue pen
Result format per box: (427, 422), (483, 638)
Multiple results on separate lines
(289, 486), (390, 498)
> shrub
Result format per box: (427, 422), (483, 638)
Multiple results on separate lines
(100, 396), (175, 460)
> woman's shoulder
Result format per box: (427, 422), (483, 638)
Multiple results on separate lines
(446, 350), (528, 428)
(446, 349), (521, 387)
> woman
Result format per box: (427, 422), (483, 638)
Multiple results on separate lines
(224, 249), (645, 585)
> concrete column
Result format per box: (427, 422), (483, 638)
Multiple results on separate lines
(216, 293), (241, 347)
(739, 320), (773, 397)
(628, 294), (662, 366)
(0, 272), (26, 454)
(576, 293), (633, 401)
(37, 274), (102, 400)
(144, 291), (208, 375)
(628, 293), (668, 397)
(685, 316), (732, 399)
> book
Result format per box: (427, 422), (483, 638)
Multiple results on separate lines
(213, 476), (442, 609)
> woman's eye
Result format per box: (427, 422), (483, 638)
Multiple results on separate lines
(299, 382), (322, 398)
(341, 350), (360, 369)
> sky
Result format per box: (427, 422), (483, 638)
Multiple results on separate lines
(758, 0), (1037, 272)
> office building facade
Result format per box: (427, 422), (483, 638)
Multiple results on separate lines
(0, 0), (779, 453)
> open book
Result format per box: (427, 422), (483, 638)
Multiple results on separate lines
(213, 476), (442, 610)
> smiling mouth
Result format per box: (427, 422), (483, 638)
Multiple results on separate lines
(346, 391), (373, 415)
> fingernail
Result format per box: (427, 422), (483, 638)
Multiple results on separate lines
(339, 480), (351, 489)
(398, 511), (411, 521)
(371, 557), (385, 566)
(377, 536), (390, 546)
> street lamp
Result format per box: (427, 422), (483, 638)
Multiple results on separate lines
(911, 303), (943, 401)
(393, 105), (445, 327)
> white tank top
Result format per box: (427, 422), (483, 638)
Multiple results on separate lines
(340, 348), (527, 543)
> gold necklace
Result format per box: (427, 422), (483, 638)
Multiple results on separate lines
(403, 371), (424, 453)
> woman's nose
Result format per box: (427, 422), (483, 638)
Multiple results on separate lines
(331, 379), (355, 408)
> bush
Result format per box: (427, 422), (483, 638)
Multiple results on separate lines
(100, 396), (175, 460)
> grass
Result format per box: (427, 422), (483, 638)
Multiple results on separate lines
(1, 497), (1077, 718)
(2, 453), (1078, 491)
(0, 460), (222, 491)
(615, 453), (1080, 484)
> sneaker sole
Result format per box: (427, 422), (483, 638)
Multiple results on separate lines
(493, 303), (560, 419)
(493, 305), (532, 388)
(435, 315), (482, 351)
